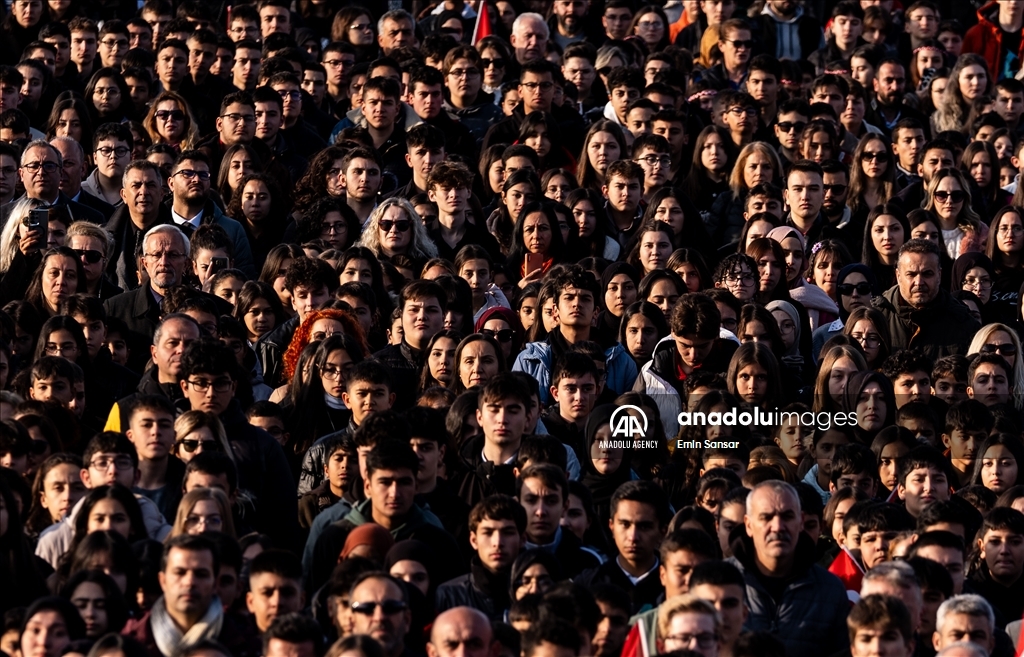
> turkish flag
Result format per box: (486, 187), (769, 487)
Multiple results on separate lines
(828, 547), (865, 604)
(472, 2), (492, 44)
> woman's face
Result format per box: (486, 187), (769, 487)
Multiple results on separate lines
(780, 236), (805, 283)
(639, 230), (672, 274)
(850, 318), (882, 364)
(55, 109), (83, 141)
(652, 198), (685, 239)
(590, 424), (624, 474)
(605, 273), (637, 317)
(40, 463), (84, 523)
(214, 276), (243, 307)
(587, 131), (621, 174)
(44, 327), (78, 360)
(311, 318), (345, 343)
(625, 312), (659, 362)
(771, 309), (797, 351)
(428, 336), (457, 386)
(519, 296), (538, 331)
(856, 381), (887, 432)
(21, 610), (70, 657)
(480, 47), (506, 88)
(227, 152), (255, 192)
(931, 75), (949, 107)
(744, 219), (774, 250)
(721, 263), (756, 302)
(916, 49), (944, 77)
(326, 158), (345, 197)
(701, 133), (727, 173)
(963, 265), (994, 305)
(756, 251), (782, 295)
(970, 150), (992, 189)
(774, 417), (809, 461)
(554, 210), (571, 244)
(340, 258), (373, 285)
(524, 125), (551, 158)
(347, 13), (375, 45)
(487, 159), (505, 194)
(740, 319), (768, 344)
(981, 444), (1018, 494)
(185, 498), (224, 535)
(996, 211), (1024, 255)
(378, 206), (412, 256)
(860, 139), (889, 178)
(561, 492), (590, 540)
(522, 211), (553, 255)
(544, 173), (573, 204)
(572, 199), (597, 237)
(634, 10), (665, 46)
(984, 329), (1016, 368)
(71, 581), (109, 638)
(459, 339), (500, 389)
(244, 298), (276, 340)
(647, 278), (681, 321)
(959, 64), (988, 101)
(828, 356), (861, 402)
(389, 559), (429, 597)
(995, 134), (1015, 160)
(879, 441), (910, 490)
(743, 152), (774, 188)
(803, 130), (833, 163)
(92, 77), (122, 114)
(177, 426), (217, 463)
(735, 363), (768, 404)
(541, 296), (559, 331)
(42, 254), (79, 312)
(482, 318), (513, 360)
(910, 219), (941, 245)
(154, 100), (185, 142)
(86, 497), (131, 537)
(871, 214), (905, 258)
(503, 183), (535, 221)
(321, 347), (353, 399)
(515, 563), (553, 600)
(814, 255), (840, 297)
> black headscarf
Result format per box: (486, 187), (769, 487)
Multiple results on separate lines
(598, 262), (641, 337)
(508, 549), (564, 600)
(952, 252), (995, 301)
(841, 371), (896, 442)
(581, 404), (634, 525)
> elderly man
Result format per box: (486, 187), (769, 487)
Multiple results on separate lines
(350, 573), (413, 657)
(727, 480), (849, 657)
(872, 239), (980, 360)
(378, 10), (418, 56)
(860, 561), (924, 636)
(105, 160), (174, 290)
(50, 136), (114, 220)
(0, 140), (104, 226)
(427, 607), (496, 657)
(933, 595), (997, 657)
(510, 13), (549, 64)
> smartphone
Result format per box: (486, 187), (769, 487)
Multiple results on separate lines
(26, 208), (49, 247)
(209, 256), (229, 276)
(525, 253), (545, 276)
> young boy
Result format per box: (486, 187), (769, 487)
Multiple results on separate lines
(847, 595), (915, 657)
(601, 67), (644, 125)
(853, 502), (915, 569)
(544, 353), (599, 461)
(123, 394), (182, 520)
(883, 350), (934, 409)
(803, 426), (853, 503)
(966, 507), (1024, 625)
(435, 494), (525, 621)
(190, 224), (235, 287)
(246, 549), (305, 633)
(966, 354), (1012, 408)
(298, 435), (353, 530)
(28, 357), (76, 407)
(631, 133), (672, 202)
(624, 98), (657, 139)
(941, 399), (993, 487)
(429, 162), (502, 262)
(743, 183), (785, 221)
(828, 443), (878, 498)
(603, 160), (645, 248)
(896, 446), (952, 518)
(896, 401), (941, 448)
(932, 354), (970, 405)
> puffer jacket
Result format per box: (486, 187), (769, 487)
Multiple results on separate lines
(633, 337), (683, 437)
(512, 340), (637, 405)
(871, 285), (981, 361)
(964, 2), (1024, 80)
(728, 532), (850, 657)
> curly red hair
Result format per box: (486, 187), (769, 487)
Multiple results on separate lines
(282, 308), (369, 381)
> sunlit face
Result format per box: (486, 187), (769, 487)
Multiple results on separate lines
(459, 339), (500, 389)
(958, 64), (988, 101)
(502, 183), (535, 221)
(849, 318), (882, 364)
(828, 356), (860, 402)
(931, 175), (964, 222)
(587, 131), (621, 174)
(605, 273), (637, 317)
(742, 152), (774, 188)
(427, 336), (457, 386)
(870, 214), (904, 259)
(625, 312), (659, 363)
(639, 230), (672, 274)
(734, 362), (768, 404)
(522, 211), (553, 255)
(654, 197), (685, 235)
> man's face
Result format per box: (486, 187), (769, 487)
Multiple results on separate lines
(151, 318), (200, 379)
(187, 39), (216, 77)
(519, 476), (566, 542)
(343, 158), (383, 203)
(410, 82), (443, 120)
(216, 102), (256, 145)
(811, 85), (844, 117)
(20, 145), (61, 200)
(477, 396), (526, 451)
(52, 140), (85, 195)
(168, 160), (212, 212)
(271, 81), (302, 121)
(553, 0), (587, 31)
(254, 101), (283, 141)
(290, 284), (330, 321)
(933, 613), (994, 654)
(905, 6), (938, 39)
(428, 611), (494, 657)
(70, 29), (97, 67)
(609, 84), (640, 121)
(402, 296), (444, 349)
(893, 370), (930, 407)
(592, 600), (629, 657)
(653, 120), (686, 156)
(979, 528), (1024, 583)
(343, 380), (394, 424)
(915, 544), (965, 594)
(917, 148), (954, 183)
(127, 23), (153, 51)
(833, 14), (862, 44)
(563, 56), (595, 98)
(519, 72), (555, 114)
(898, 466), (950, 517)
(604, 175), (641, 214)
(556, 286), (595, 329)
(82, 450), (135, 489)
(892, 128), (925, 170)
(156, 46), (188, 86)
(747, 71), (777, 106)
(98, 30), (129, 68)
(127, 409), (175, 460)
(660, 549), (710, 598)
(895, 252), (940, 308)
(662, 612), (718, 657)
(260, 5), (292, 37)
(0, 154), (17, 198)
(406, 145), (444, 185)
(121, 167), (161, 218)
(159, 548), (216, 621)
(510, 19), (548, 64)
(181, 370), (236, 416)
(701, 0), (735, 24)
(246, 572), (303, 632)
(602, 7), (633, 39)
(783, 170), (823, 221)
(44, 36), (70, 72)
(350, 578), (411, 656)
(552, 373), (597, 421)
(232, 47), (262, 90)
(968, 364), (1011, 407)
(365, 467), (417, 520)
(362, 89), (399, 129)
(626, 107), (655, 137)
(301, 69), (327, 104)
(822, 171), (849, 216)
(229, 18), (260, 43)
(744, 487), (802, 561)
(470, 518), (522, 571)
(851, 627), (912, 657)
(378, 17), (416, 55)
(873, 63), (906, 106)
(94, 138), (130, 179)
(610, 499), (663, 566)
(30, 376), (73, 405)
(995, 89), (1024, 125)
(690, 583), (746, 648)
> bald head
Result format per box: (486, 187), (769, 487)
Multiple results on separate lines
(935, 644), (987, 657)
(428, 607), (495, 657)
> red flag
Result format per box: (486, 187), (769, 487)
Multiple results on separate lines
(828, 547), (865, 604)
(472, 2), (492, 44)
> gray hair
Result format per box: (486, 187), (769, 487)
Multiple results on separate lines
(67, 221), (115, 260)
(512, 12), (549, 38)
(378, 9), (414, 36)
(745, 480), (800, 516)
(143, 223), (190, 257)
(20, 139), (62, 167)
(153, 312), (201, 346)
(935, 595), (995, 635)
(935, 642), (989, 657)
(49, 135), (85, 162)
(861, 561), (919, 592)
(122, 159), (164, 188)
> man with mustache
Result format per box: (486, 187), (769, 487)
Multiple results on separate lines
(726, 480), (850, 657)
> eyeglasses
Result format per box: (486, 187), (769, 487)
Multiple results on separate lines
(636, 20), (663, 29)
(185, 378), (233, 393)
(861, 151), (890, 162)
(349, 22), (373, 31)
(480, 58), (505, 69)
(728, 106), (758, 116)
(155, 109), (185, 121)
(89, 455), (135, 471)
(22, 161), (59, 172)
(521, 81), (554, 91)
(982, 343), (1017, 356)
(45, 342), (77, 356)
(776, 121), (806, 133)
(725, 272), (755, 284)
(725, 39), (754, 49)
(481, 328), (515, 343)
(100, 38), (129, 48)
(851, 333), (882, 348)
(74, 249), (103, 264)
(184, 514), (223, 531)
(448, 68), (480, 78)
(277, 89), (302, 99)
(320, 363), (353, 379)
(380, 219), (412, 233)
(173, 169), (211, 181)
(144, 251), (186, 261)
(96, 146), (130, 158)
(321, 222), (347, 235)
(824, 183), (848, 195)
(178, 438), (222, 453)
(838, 282), (872, 296)
(963, 276), (993, 289)
(933, 190), (965, 203)
(220, 113), (256, 123)
(351, 600), (408, 615)
(636, 154), (671, 167)
(665, 633), (717, 649)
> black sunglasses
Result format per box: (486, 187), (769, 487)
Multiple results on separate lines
(776, 121), (806, 133)
(351, 600), (408, 615)
(982, 343), (1018, 356)
(481, 328), (515, 343)
(178, 439), (221, 453)
(933, 190), (965, 203)
(838, 282), (872, 296)
(74, 248), (103, 264)
(379, 219), (411, 233)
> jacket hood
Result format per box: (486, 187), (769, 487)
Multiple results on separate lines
(761, 2), (804, 23)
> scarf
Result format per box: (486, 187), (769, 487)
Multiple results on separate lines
(150, 596), (224, 657)
(324, 392), (347, 410)
(581, 405), (634, 517)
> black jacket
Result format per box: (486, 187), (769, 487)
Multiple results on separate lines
(0, 191), (106, 227)
(255, 315), (299, 389)
(871, 286), (980, 361)
(756, 10), (824, 62)
(481, 103), (587, 155)
(371, 341), (424, 410)
(75, 189), (115, 221)
(102, 285), (163, 373)
(103, 203), (175, 290)
(428, 220), (503, 263)
(575, 557), (664, 615)
(435, 557), (511, 622)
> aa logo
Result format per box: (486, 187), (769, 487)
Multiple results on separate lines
(610, 405), (648, 440)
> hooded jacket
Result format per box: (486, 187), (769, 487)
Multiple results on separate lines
(757, 3), (825, 62)
(963, 2), (1024, 80)
(435, 557), (511, 622)
(512, 334), (638, 406)
(727, 531), (850, 657)
(871, 284), (981, 361)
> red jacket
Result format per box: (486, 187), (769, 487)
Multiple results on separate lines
(963, 2), (1024, 80)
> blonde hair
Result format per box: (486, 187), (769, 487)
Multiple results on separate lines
(812, 344), (868, 413)
(143, 91), (200, 150)
(968, 323), (1024, 409)
(67, 221), (115, 260)
(355, 197), (438, 261)
(168, 487), (236, 539)
(173, 410), (234, 461)
(728, 142), (782, 198)
(0, 197), (47, 274)
(922, 168), (981, 233)
(657, 594), (721, 640)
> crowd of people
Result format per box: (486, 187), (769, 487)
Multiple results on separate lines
(4, 2), (1024, 657)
